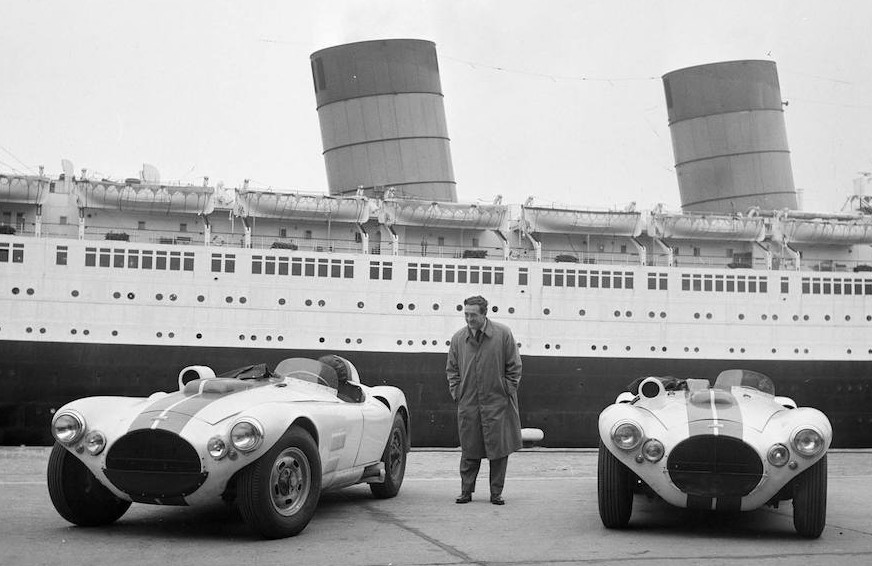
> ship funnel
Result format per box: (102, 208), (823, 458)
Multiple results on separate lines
(311, 39), (457, 202)
(663, 60), (797, 213)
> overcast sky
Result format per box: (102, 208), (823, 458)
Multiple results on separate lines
(1, 1), (870, 212)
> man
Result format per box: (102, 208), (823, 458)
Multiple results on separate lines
(446, 295), (522, 505)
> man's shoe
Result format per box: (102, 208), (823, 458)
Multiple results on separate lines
(490, 494), (505, 505)
(455, 492), (472, 504)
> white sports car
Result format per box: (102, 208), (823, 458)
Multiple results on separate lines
(597, 369), (832, 538)
(47, 356), (410, 539)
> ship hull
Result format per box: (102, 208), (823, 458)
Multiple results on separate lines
(3, 340), (870, 448)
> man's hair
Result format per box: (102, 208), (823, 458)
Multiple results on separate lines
(463, 295), (488, 314)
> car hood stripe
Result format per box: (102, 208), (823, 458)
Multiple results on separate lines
(686, 389), (743, 439)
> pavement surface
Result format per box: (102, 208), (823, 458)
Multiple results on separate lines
(1, 447), (871, 566)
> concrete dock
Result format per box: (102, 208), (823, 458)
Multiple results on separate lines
(2, 447), (871, 565)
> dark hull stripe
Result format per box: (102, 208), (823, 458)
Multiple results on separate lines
(3, 340), (871, 447)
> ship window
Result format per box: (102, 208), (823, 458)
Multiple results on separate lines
(660, 274), (668, 290)
(142, 250), (154, 269)
(179, 223), (187, 233)
(625, 273), (634, 289)
(457, 266), (468, 284)
(420, 263), (430, 282)
(304, 230), (312, 240)
(169, 251), (181, 271)
(265, 256), (276, 275)
(854, 281), (863, 295)
(59, 216), (67, 225)
(292, 257), (302, 276)
(112, 249), (124, 268)
(692, 274), (702, 292)
(99, 248), (111, 267)
(156, 251), (168, 270)
(566, 271), (576, 287)
(823, 279), (831, 295)
(843, 280), (852, 295)
(469, 266), (480, 284)
(601, 271), (611, 289)
(304, 258), (315, 276)
(138, 221), (146, 230)
(56, 246), (68, 266)
(482, 266), (492, 285)
(703, 274), (712, 291)
(317, 258), (328, 277)
(84, 247), (96, 266)
(211, 253), (222, 272)
(278, 257), (289, 275)
(833, 278), (842, 295)
(543, 269), (552, 287)
(128, 251), (139, 269)
(781, 277), (789, 294)
(518, 267), (528, 286)
(725, 277), (734, 292)
(613, 272), (622, 289)
(279, 228), (287, 238)
(331, 259), (342, 278)
(865, 281), (872, 295)
(812, 278), (820, 294)
(748, 277), (757, 293)
(445, 265), (455, 283)
(590, 271), (599, 288)
(681, 274), (690, 291)
(183, 252), (194, 271)
(801, 278), (810, 294)
(252, 256), (263, 274)
(433, 264), (443, 282)
(554, 269), (564, 287)
(578, 271), (587, 288)
(715, 275), (724, 292)
(759, 278), (767, 293)
(382, 262), (392, 280)
(408, 263), (418, 281)
(648, 273), (658, 290)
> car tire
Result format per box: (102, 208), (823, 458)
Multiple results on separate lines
(793, 454), (827, 538)
(370, 413), (407, 499)
(237, 425), (322, 539)
(597, 440), (633, 528)
(46, 443), (131, 527)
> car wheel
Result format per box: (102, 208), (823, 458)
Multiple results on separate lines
(793, 454), (827, 538)
(597, 440), (633, 528)
(237, 425), (322, 539)
(370, 413), (407, 499)
(46, 443), (131, 527)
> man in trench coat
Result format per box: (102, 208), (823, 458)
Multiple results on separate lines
(446, 295), (522, 505)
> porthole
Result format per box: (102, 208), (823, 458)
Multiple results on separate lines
(803, 315), (809, 321)
(793, 315), (799, 321)
(157, 332), (163, 338)
(431, 340), (437, 346)
(128, 292), (135, 300)
(196, 333), (203, 339)
(867, 315), (872, 322)
(358, 301), (365, 308)
(432, 303), (439, 311)
(456, 304), (463, 312)
(239, 335), (245, 340)
(168, 332), (175, 338)
(278, 298), (286, 305)
(545, 344), (551, 350)
(684, 347), (689, 352)
(659, 312), (666, 319)
(113, 292), (121, 299)
(198, 295), (205, 302)
(516, 342), (522, 349)
(625, 311), (632, 318)
(318, 299), (325, 307)
(591, 345), (596, 351)
(601, 345), (606, 351)
(27, 288), (34, 295)
(319, 337), (325, 343)
(825, 315), (831, 321)
(706, 313), (712, 319)
(12, 288), (19, 295)
(661, 346), (667, 352)
(614, 310), (621, 318)
(26, 327), (32, 333)
(397, 303), (404, 310)
(446, 340), (451, 347)
(156, 293), (164, 301)
(409, 304), (416, 311)
(39, 327), (46, 334)
(625, 346), (631, 351)
(694, 313), (700, 319)
(804, 348), (809, 354)
(794, 348), (800, 354)
(71, 329), (77, 335)
(266, 336), (272, 342)
(729, 347), (735, 353)
(761, 314), (768, 321)
(407, 340), (413, 346)
(305, 299), (312, 306)
(740, 348), (746, 353)
(508, 307), (515, 314)
(773, 314), (779, 321)
(847, 348), (853, 354)
(648, 312), (655, 318)
(556, 344), (562, 350)
(83, 329), (89, 335)
(579, 309), (586, 316)
(845, 315), (851, 321)
(543, 308), (550, 315)
(170, 294), (178, 302)
(397, 340), (403, 346)
(694, 347), (699, 352)
(492, 306), (498, 313)
(226, 296), (233, 304)
(239, 297), (246, 304)
(738, 314), (745, 320)
(112, 330), (118, 336)
(650, 346), (656, 352)
(345, 338), (351, 344)
(421, 340), (427, 345)
(250, 335), (256, 341)
(278, 336), (284, 342)
(71, 290), (79, 297)
(771, 348), (776, 354)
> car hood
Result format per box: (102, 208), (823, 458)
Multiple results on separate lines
(127, 380), (340, 429)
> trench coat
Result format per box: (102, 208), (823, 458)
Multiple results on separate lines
(446, 319), (522, 460)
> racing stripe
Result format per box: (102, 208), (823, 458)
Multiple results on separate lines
(686, 389), (743, 439)
(127, 383), (227, 432)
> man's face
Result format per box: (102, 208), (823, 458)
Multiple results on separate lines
(463, 304), (486, 332)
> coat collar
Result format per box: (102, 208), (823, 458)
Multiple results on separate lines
(466, 318), (490, 341)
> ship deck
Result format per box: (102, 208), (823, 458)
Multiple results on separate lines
(3, 447), (872, 565)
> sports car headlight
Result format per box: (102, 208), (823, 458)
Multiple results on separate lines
(230, 420), (264, 452)
(84, 431), (106, 455)
(641, 439), (664, 462)
(52, 411), (85, 445)
(207, 436), (228, 459)
(611, 422), (643, 450)
(792, 427), (825, 457)
(767, 443), (790, 467)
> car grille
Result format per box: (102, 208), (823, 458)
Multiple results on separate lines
(667, 435), (763, 498)
(104, 429), (207, 504)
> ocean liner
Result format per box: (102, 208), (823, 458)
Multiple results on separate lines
(2, 40), (871, 447)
